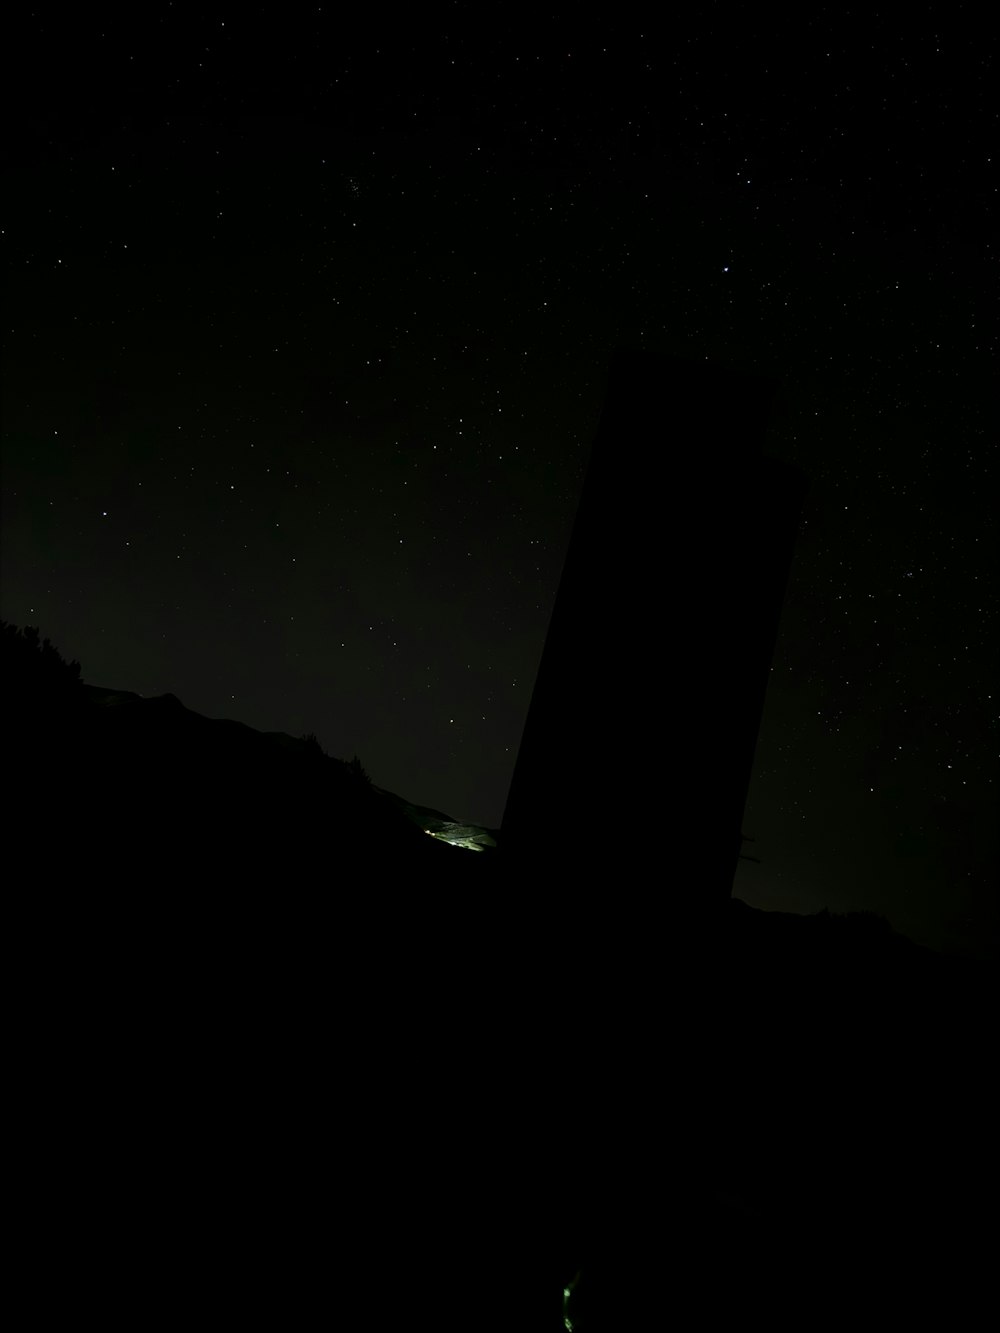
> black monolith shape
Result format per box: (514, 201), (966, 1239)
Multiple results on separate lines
(500, 345), (809, 948)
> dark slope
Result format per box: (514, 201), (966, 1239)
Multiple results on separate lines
(4, 627), (995, 1328)
(7, 676), (490, 890)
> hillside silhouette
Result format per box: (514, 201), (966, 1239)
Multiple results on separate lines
(2, 619), (494, 888)
(4, 621), (995, 1328)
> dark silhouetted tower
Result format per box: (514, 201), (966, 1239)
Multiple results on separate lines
(492, 347), (809, 1309)
(500, 344), (808, 951)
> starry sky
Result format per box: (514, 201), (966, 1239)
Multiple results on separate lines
(2, 10), (996, 957)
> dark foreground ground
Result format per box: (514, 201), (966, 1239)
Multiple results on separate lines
(14, 868), (994, 1328)
(7, 679), (995, 1328)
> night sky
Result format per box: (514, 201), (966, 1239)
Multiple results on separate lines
(2, 11), (995, 958)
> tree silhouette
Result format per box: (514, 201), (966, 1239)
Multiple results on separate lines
(1, 621), (83, 695)
(1, 622), (84, 744)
